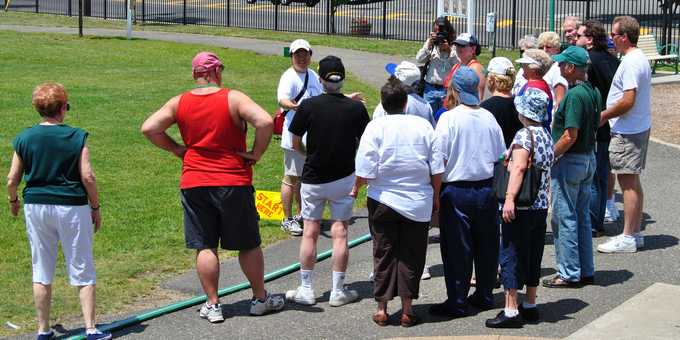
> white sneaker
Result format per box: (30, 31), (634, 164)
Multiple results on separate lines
(281, 218), (303, 236)
(329, 288), (359, 307)
(199, 302), (224, 323)
(368, 272), (374, 282)
(597, 234), (637, 253)
(604, 200), (619, 222)
(285, 286), (316, 305)
(250, 292), (285, 316)
(635, 233), (644, 248)
(293, 214), (304, 225)
(421, 266), (431, 280)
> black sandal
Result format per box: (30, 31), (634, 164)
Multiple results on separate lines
(542, 275), (581, 288)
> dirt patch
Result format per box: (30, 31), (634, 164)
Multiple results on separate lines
(651, 83), (680, 146)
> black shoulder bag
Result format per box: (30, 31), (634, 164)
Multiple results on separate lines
(493, 128), (543, 207)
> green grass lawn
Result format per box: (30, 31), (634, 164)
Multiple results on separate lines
(0, 29), (378, 336)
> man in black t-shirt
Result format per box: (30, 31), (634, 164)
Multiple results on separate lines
(576, 20), (620, 235)
(286, 56), (370, 307)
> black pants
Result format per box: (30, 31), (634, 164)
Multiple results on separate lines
(368, 198), (429, 301)
(439, 179), (499, 314)
(499, 209), (548, 289)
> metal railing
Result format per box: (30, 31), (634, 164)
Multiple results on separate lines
(6, 0), (680, 50)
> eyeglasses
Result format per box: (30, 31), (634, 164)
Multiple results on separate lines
(610, 32), (624, 38)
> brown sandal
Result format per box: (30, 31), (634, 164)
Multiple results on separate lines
(542, 275), (581, 288)
(400, 313), (420, 327)
(372, 311), (389, 326)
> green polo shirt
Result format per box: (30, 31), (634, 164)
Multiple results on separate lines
(12, 124), (89, 205)
(552, 81), (602, 154)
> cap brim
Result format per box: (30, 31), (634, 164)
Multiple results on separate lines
(453, 39), (470, 46)
(552, 54), (567, 63)
(515, 57), (539, 65)
(458, 91), (480, 106)
(385, 63), (398, 76)
(290, 47), (311, 53)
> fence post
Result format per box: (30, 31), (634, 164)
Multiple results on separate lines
(381, 0), (386, 39)
(325, 0), (330, 35)
(104, 0), (107, 20)
(274, 3), (279, 31)
(549, 0), (555, 32)
(68, 0), (72, 16)
(585, 0), (591, 20)
(183, 0), (186, 24)
(226, 0), (230, 27)
(142, 0), (145, 23)
(511, 0), (516, 49)
(34, 0), (38, 13)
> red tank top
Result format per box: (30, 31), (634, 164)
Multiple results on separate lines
(176, 88), (252, 188)
(443, 59), (482, 88)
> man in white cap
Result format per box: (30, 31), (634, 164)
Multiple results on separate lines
(277, 39), (323, 236)
(372, 61), (435, 127)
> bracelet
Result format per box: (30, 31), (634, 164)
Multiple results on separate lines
(8, 197), (19, 203)
(90, 205), (100, 211)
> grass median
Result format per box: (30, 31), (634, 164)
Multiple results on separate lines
(0, 29), (378, 336)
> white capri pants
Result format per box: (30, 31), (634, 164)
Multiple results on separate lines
(25, 204), (96, 286)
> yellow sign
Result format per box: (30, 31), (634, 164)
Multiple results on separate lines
(255, 190), (284, 221)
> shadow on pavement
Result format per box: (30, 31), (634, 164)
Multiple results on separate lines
(638, 234), (678, 252)
(539, 298), (590, 323)
(316, 280), (373, 304)
(592, 269), (634, 287)
(111, 323), (150, 338)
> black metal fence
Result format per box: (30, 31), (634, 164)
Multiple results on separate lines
(6, 0), (680, 50)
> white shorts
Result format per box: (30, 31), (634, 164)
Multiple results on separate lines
(283, 148), (306, 177)
(24, 204), (96, 286)
(300, 174), (355, 221)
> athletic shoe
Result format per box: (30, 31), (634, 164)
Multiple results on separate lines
(86, 330), (113, 340)
(285, 286), (316, 305)
(421, 266), (431, 280)
(368, 271), (375, 282)
(604, 200), (619, 222)
(280, 218), (303, 236)
(329, 288), (359, 307)
(293, 214), (304, 225)
(36, 331), (55, 340)
(199, 302), (225, 323)
(597, 234), (637, 253)
(635, 233), (644, 249)
(250, 292), (285, 316)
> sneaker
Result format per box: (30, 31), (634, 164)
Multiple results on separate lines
(421, 266), (431, 280)
(293, 214), (304, 225)
(597, 234), (637, 253)
(368, 271), (375, 282)
(36, 331), (55, 340)
(604, 200), (619, 222)
(199, 302), (225, 323)
(280, 218), (303, 236)
(329, 288), (359, 307)
(250, 292), (285, 316)
(86, 330), (113, 340)
(285, 286), (316, 305)
(635, 233), (644, 248)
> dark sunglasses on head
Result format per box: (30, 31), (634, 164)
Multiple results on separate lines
(66, 103), (70, 111)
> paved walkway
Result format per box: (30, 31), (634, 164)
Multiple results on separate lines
(4, 25), (680, 340)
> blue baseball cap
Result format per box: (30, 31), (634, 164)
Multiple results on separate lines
(452, 66), (480, 106)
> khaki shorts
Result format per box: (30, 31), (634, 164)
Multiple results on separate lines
(609, 129), (650, 175)
(283, 148), (305, 177)
(300, 173), (355, 221)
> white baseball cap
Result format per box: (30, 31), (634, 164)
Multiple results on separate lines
(487, 57), (515, 76)
(385, 61), (421, 86)
(515, 55), (541, 66)
(290, 39), (312, 54)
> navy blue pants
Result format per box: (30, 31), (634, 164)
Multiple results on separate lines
(499, 209), (548, 290)
(438, 179), (499, 314)
(589, 140), (610, 232)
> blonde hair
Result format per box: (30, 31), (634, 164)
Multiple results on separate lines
(518, 35), (537, 50)
(522, 49), (553, 76)
(538, 31), (560, 49)
(32, 82), (68, 118)
(488, 71), (516, 93)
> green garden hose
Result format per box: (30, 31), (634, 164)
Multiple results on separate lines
(67, 233), (372, 340)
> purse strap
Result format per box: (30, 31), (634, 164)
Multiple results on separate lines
(507, 127), (536, 168)
(293, 71), (309, 103)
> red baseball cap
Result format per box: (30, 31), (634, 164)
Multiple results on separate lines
(192, 52), (223, 74)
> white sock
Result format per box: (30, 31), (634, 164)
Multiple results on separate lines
(38, 330), (53, 335)
(300, 269), (313, 290)
(332, 271), (346, 292)
(623, 234), (636, 242)
(522, 302), (537, 309)
(504, 308), (519, 317)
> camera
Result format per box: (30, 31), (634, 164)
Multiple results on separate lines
(434, 31), (449, 45)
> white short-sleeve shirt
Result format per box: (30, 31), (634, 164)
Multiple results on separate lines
(606, 48), (652, 134)
(277, 67), (323, 150)
(372, 93), (435, 127)
(511, 64), (568, 101)
(432, 105), (506, 183)
(355, 115), (445, 222)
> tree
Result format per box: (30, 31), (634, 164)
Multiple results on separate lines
(657, 0), (680, 53)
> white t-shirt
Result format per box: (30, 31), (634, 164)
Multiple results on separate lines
(355, 115), (445, 222)
(606, 48), (652, 134)
(433, 105), (506, 183)
(512, 64), (568, 101)
(372, 93), (435, 127)
(277, 67), (323, 150)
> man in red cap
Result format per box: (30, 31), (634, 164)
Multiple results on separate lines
(142, 51), (285, 322)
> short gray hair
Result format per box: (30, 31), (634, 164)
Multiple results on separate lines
(322, 79), (344, 93)
(518, 35), (537, 50)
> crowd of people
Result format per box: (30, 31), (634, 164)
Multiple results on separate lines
(7, 13), (653, 339)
